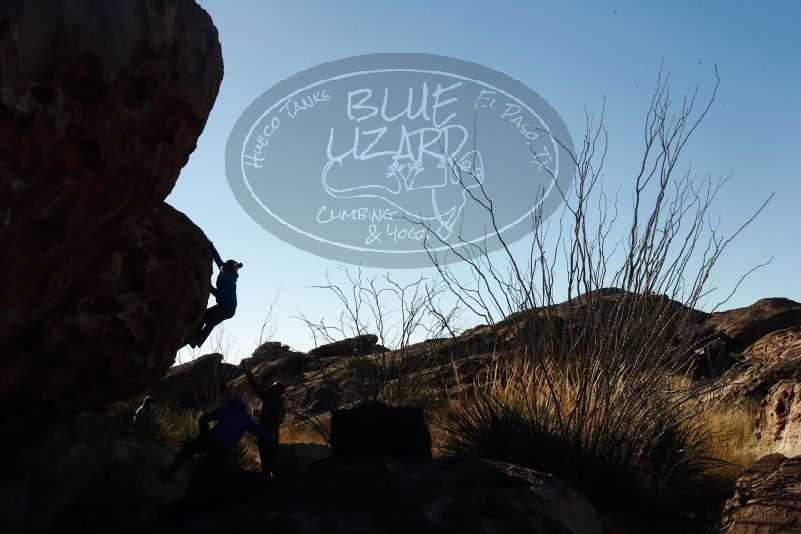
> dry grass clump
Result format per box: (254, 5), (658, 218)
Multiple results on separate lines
(438, 359), (720, 509)
(340, 352), (443, 409)
(436, 338), (762, 514)
(414, 65), (774, 520)
(281, 414), (331, 445)
(699, 398), (761, 480)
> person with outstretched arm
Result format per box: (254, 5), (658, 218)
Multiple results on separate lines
(161, 398), (270, 482)
(186, 241), (242, 348)
(244, 368), (286, 477)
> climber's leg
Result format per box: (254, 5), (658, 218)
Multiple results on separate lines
(258, 429), (279, 477)
(193, 305), (235, 348)
(162, 435), (211, 482)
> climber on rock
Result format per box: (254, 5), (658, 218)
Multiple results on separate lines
(186, 241), (242, 348)
(161, 397), (270, 483)
(244, 368), (286, 477)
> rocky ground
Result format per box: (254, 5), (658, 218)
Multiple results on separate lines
(3, 292), (800, 532)
(156, 456), (605, 534)
(68, 294), (801, 533)
(1, 0), (801, 532)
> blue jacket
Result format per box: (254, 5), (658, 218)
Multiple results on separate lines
(199, 399), (269, 450)
(209, 241), (237, 310)
(211, 272), (238, 309)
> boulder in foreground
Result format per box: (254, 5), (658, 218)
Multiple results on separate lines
(0, 413), (190, 532)
(330, 401), (432, 459)
(308, 334), (379, 357)
(721, 453), (801, 533)
(158, 456), (604, 533)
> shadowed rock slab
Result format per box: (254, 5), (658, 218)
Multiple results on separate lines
(240, 341), (296, 369)
(0, 413), (190, 532)
(148, 351), (240, 409)
(271, 443), (333, 478)
(158, 456), (604, 534)
(721, 453), (801, 533)
(755, 380), (801, 456)
(727, 327), (801, 399)
(308, 334), (379, 357)
(701, 299), (801, 351)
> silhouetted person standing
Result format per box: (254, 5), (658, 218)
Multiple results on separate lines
(244, 369), (286, 477)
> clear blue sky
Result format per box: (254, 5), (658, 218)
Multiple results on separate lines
(169, 0), (801, 362)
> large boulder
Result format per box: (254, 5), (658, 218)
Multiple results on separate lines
(308, 334), (379, 357)
(725, 327), (801, 400)
(700, 298), (801, 351)
(240, 341), (296, 369)
(271, 443), (333, 478)
(754, 380), (801, 456)
(0, 413), (190, 532)
(230, 352), (305, 398)
(721, 453), (801, 533)
(0, 0), (223, 345)
(148, 352), (241, 409)
(330, 401), (432, 459)
(157, 456), (604, 533)
(0, 0), (223, 427)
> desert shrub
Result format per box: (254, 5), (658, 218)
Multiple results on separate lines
(154, 408), (201, 445)
(440, 352), (761, 511)
(382, 382), (441, 409)
(426, 66), (769, 516)
(106, 400), (138, 426)
(106, 399), (169, 441)
(342, 353), (435, 381)
(282, 412), (331, 445)
(340, 351), (442, 409)
(341, 355), (385, 380)
(298, 267), (460, 411)
(438, 350), (726, 510)
(700, 397), (760, 479)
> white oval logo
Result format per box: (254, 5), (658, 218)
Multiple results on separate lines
(226, 54), (575, 268)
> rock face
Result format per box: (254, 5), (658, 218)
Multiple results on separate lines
(721, 453), (801, 533)
(719, 326), (801, 454)
(308, 334), (379, 357)
(237, 340), (306, 380)
(728, 327), (801, 399)
(271, 443), (333, 478)
(701, 298), (801, 351)
(755, 380), (801, 456)
(148, 352), (241, 409)
(146, 296), (801, 443)
(240, 341), (296, 368)
(330, 402), (432, 459)
(158, 457), (604, 534)
(0, 413), (191, 532)
(227, 341), (307, 405)
(0, 0), (223, 427)
(3, 205), (213, 415)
